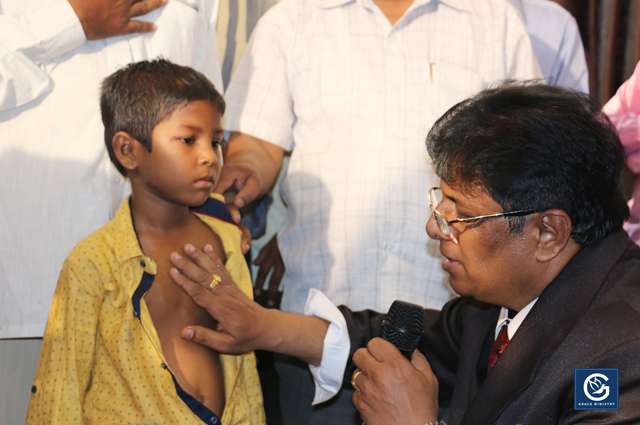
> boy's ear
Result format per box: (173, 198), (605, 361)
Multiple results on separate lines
(112, 131), (139, 172)
(531, 209), (574, 263)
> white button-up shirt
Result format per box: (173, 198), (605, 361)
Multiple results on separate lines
(0, 0), (222, 338)
(225, 0), (542, 315)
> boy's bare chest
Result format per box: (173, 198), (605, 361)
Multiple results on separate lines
(138, 218), (226, 321)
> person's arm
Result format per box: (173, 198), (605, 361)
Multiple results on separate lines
(0, 0), (166, 111)
(214, 132), (284, 222)
(169, 243), (326, 365)
(26, 257), (103, 424)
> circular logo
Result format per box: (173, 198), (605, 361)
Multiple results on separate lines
(583, 373), (610, 402)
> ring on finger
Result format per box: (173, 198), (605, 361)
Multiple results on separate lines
(210, 274), (222, 290)
(351, 369), (363, 392)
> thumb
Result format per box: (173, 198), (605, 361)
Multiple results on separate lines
(411, 349), (435, 378)
(182, 325), (231, 352)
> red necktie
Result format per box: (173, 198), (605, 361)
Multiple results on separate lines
(488, 325), (509, 370)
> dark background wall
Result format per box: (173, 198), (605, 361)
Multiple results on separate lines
(554, 0), (640, 104)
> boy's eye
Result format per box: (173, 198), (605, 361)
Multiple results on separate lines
(180, 137), (196, 145)
(212, 139), (224, 149)
(457, 213), (470, 219)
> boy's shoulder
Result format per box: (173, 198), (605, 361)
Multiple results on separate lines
(65, 200), (137, 270)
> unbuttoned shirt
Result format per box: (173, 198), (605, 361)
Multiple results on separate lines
(224, 0), (543, 314)
(0, 0), (223, 339)
(27, 195), (266, 425)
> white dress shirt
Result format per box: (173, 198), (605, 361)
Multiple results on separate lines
(0, 0), (222, 338)
(510, 0), (588, 93)
(225, 0), (542, 315)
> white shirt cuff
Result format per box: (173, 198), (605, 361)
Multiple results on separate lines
(26, 0), (87, 63)
(303, 288), (351, 405)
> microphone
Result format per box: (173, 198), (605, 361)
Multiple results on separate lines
(382, 300), (425, 359)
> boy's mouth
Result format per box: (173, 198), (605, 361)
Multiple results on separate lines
(195, 175), (214, 189)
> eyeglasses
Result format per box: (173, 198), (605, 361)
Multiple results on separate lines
(427, 187), (540, 236)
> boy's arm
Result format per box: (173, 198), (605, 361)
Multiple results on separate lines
(26, 258), (103, 424)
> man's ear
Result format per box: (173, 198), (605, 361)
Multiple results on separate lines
(112, 131), (138, 172)
(532, 209), (573, 263)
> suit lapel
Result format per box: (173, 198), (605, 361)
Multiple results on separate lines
(458, 230), (630, 425)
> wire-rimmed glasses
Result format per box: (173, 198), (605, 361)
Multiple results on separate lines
(427, 187), (541, 236)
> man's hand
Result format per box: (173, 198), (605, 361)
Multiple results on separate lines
(68, 0), (167, 40)
(214, 133), (283, 223)
(352, 338), (439, 425)
(253, 235), (284, 308)
(169, 243), (272, 354)
(170, 243), (329, 365)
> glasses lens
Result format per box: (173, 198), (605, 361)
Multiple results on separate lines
(435, 213), (450, 235)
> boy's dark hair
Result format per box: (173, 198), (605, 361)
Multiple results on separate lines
(100, 59), (226, 176)
(427, 80), (629, 247)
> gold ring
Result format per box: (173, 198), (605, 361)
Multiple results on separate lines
(209, 274), (222, 290)
(351, 369), (363, 392)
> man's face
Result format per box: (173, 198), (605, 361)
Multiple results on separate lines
(426, 181), (541, 310)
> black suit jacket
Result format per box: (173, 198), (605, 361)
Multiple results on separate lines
(341, 230), (640, 424)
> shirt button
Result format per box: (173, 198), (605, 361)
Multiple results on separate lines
(140, 260), (146, 268)
(211, 417), (219, 424)
(133, 311), (139, 317)
(161, 363), (167, 369)
(31, 385), (37, 393)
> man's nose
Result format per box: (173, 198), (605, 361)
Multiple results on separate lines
(426, 213), (443, 240)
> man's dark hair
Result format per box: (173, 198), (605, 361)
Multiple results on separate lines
(427, 81), (629, 247)
(100, 59), (225, 176)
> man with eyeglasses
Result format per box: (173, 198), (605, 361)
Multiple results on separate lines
(169, 81), (640, 424)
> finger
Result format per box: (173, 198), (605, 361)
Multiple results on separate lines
(181, 325), (233, 352)
(253, 260), (270, 297)
(352, 346), (378, 375)
(233, 176), (262, 209)
(214, 166), (242, 196)
(129, 0), (167, 18)
(237, 222), (252, 253)
(122, 20), (157, 35)
(169, 252), (211, 286)
(366, 337), (405, 362)
(170, 267), (212, 303)
(266, 263), (284, 308)
(410, 349), (435, 379)
(182, 244), (225, 277)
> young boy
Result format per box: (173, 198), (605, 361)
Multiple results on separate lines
(26, 59), (265, 425)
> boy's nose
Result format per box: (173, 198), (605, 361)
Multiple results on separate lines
(199, 144), (218, 166)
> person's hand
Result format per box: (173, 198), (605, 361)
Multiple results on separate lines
(68, 0), (167, 40)
(253, 235), (284, 308)
(169, 243), (271, 354)
(352, 338), (439, 425)
(214, 163), (268, 223)
(238, 222), (252, 255)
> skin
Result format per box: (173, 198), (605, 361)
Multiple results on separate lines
(68, 0), (167, 40)
(114, 100), (229, 415)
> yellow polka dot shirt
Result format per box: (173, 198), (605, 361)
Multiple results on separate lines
(27, 194), (265, 425)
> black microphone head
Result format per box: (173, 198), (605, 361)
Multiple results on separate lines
(382, 300), (425, 353)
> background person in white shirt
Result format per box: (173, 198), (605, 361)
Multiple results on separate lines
(0, 0), (223, 423)
(217, 0), (541, 422)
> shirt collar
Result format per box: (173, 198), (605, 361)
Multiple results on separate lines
(319, 0), (467, 11)
(112, 196), (147, 265)
(495, 298), (539, 340)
